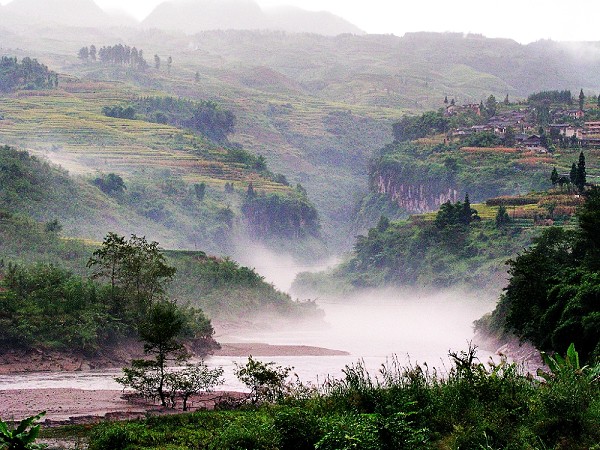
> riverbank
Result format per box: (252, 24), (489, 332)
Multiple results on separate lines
(0, 388), (247, 423)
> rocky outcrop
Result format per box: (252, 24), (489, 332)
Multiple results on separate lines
(374, 173), (458, 213)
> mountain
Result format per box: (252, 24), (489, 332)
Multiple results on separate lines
(264, 6), (363, 36)
(3, 0), (126, 28)
(142, 0), (362, 36)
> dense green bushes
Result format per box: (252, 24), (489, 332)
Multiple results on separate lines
(0, 233), (214, 353)
(86, 346), (600, 449)
(0, 56), (58, 92)
(242, 192), (320, 240)
(486, 188), (600, 363)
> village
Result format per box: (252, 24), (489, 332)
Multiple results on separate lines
(445, 99), (600, 151)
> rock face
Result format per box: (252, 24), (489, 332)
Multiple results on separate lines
(374, 173), (458, 213)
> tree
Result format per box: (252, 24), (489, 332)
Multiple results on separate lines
(136, 300), (187, 406)
(504, 126), (516, 147)
(195, 71), (200, 82)
(234, 356), (293, 404)
(444, 95), (448, 105)
(576, 151), (586, 192)
(193, 182), (206, 201)
(92, 172), (126, 196)
(570, 163), (578, 185)
(167, 56), (172, 74)
(87, 233), (176, 317)
(89, 45), (96, 61)
(460, 194), (472, 225)
(117, 300), (218, 409)
(504, 94), (509, 105)
(78, 46), (89, 60)
(165, 362), (224, 411)
(485, 94), (497, 118)
(551, 167), (559, 186)
(579, 89), (585, 111)
(495, 205), (510, 227)
(246, 182), (256, 198)
(597, 93), (600, 108)
(154, 54), (161, 70)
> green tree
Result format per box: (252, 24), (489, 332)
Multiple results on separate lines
(485, 94), (497, 118)
(579, 88), (585, 110)
(87, 233), (176, 317)
(154, 54), (161, 70)
(576, 151), (586, 192)
(78, 46), (89, 60)
(234, 356), (293, 404)
(570, 163), (578, 185)
(0, 411), (46, 450)
(167, 56), (172, 74)
(136, 300), (188, 406)
(504, 126), (516, 147)
(551, 167), (559, 186)
(495, 205), (510, 227)
(89, 44), (96, 61)
(193, 182), (206, 201)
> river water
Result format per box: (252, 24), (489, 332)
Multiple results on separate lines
(0, 288), (496, 392)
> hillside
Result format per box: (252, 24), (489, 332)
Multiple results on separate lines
(4, 30), (600, 250)
(0, 74), (326, 258)
(292, 190), (582, 297)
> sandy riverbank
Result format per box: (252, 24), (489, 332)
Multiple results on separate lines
(0, 388), (247, 423)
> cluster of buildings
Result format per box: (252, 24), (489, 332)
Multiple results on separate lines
(446, 103), (600, 150)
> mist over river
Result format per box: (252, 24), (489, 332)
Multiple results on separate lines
(0, 286), (496, 392)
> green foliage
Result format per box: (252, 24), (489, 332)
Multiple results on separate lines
(101, 105), (135, 120)
(0, 56), (57, 92)
(91, 173), (126, 196)
(0, 263), (111, 351)
(234, 356), (293, 404)
(0, 412), (46, 450)
(392, 111), (447, 142)
(132, 96), (235, 143)
(242, 192), (320, 240)
(85, 344), (600, 450)
(528, 90), (573, 105)
(87, 233), (176, 318)
(95, 44), (149, 69)
(489, 189), (600, 363)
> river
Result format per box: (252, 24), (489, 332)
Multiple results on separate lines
(0, 287), (496, 392)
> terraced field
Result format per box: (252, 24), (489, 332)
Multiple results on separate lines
(0, 81), (290, 194)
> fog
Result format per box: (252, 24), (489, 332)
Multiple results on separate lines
(234, 243), (339, 292)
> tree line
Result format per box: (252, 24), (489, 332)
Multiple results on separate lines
(78, 44), (149, 70)
(0, 56), (58, 92)
(0, 233), (214, 353)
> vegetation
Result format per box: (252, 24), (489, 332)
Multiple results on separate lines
(0, 56), (57, 92)
(116, 300), (223, 410)
(85, 345), (600, 449)
(0, 411), (46, 450)
(482, 188), (600, 363)
(0, 232), (214, 353)
(79, 44), (149, 70)
(242, 190), (320, 240)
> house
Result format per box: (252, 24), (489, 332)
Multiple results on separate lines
(549, 123), (580, 138)
(516, 134), (543, 150)
(583, 121), (600, 134)
(566, 109), (585, 119)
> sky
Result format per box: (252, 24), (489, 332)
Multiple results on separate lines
(1, 0), (600, 44)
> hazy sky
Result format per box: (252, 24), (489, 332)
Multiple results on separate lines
(1, 0), (599, 44)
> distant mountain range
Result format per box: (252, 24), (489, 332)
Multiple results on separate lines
(0, 0), (363, 35)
